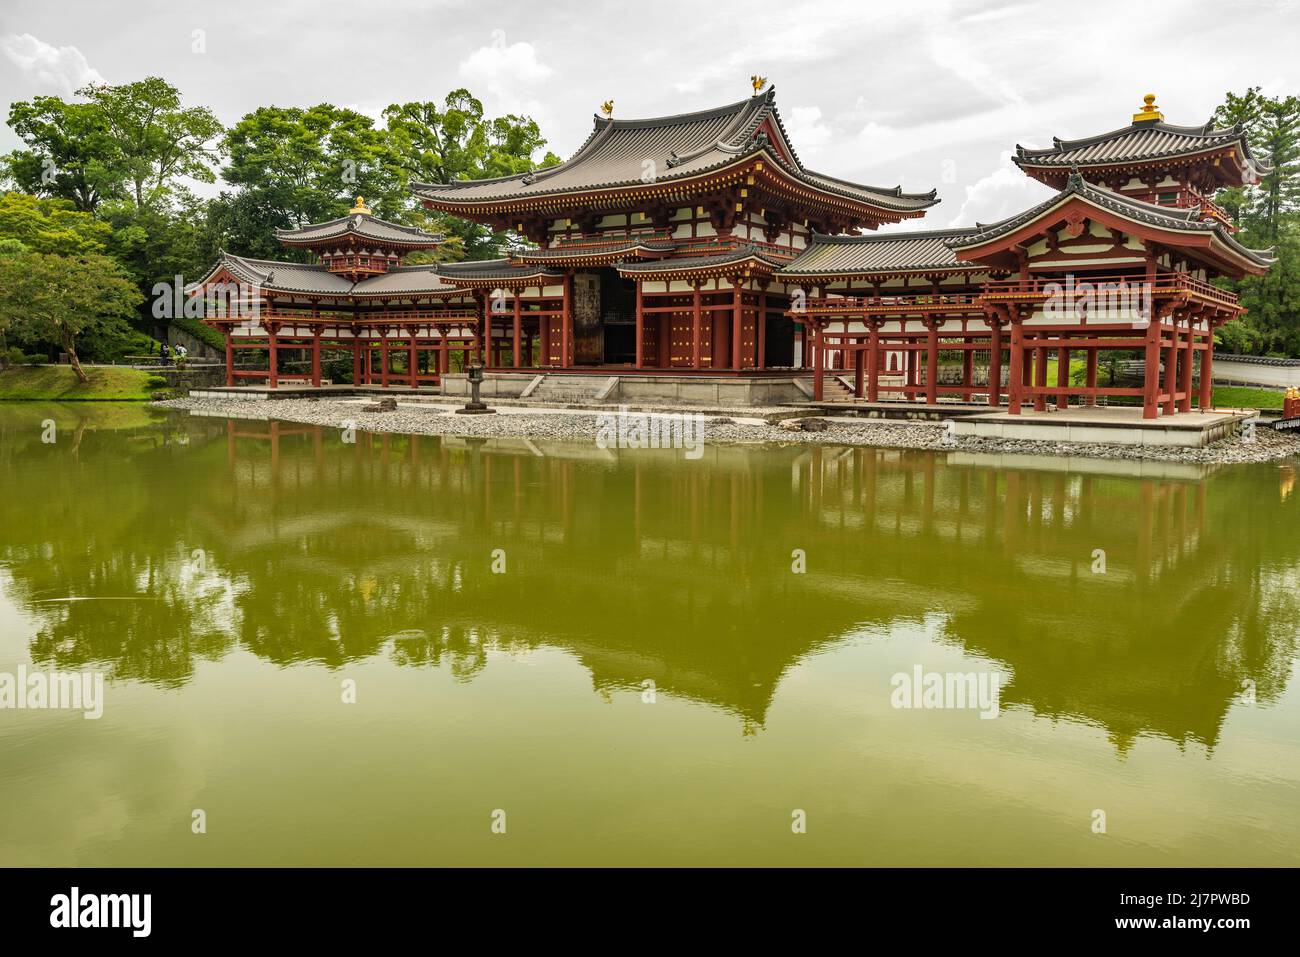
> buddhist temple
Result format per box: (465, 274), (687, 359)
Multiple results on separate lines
(198, 88), (1274, 419)
(779, 93), (1273, 416)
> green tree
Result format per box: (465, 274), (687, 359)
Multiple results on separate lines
(0, 252), (142, 381)
(83, 77), (223, 213)
(2, 95), (124, 213)
(1212, 88), (1300, 355)
(223, 104), (406, 231)
(0, 191), (113, 254)
(383, 90), (560, 260)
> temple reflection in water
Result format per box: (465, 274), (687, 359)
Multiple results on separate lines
(2, 408), (1297, 752)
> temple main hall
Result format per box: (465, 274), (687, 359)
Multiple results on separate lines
(199, 86), (1274, 419)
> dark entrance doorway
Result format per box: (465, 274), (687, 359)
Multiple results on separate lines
(600, 268), (637, 365)
(764, 311), (796, 367)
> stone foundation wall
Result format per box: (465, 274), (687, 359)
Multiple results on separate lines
(440, 373), (806, 406)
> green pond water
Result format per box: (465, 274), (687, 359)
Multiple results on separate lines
(1, 402), (1299, 866)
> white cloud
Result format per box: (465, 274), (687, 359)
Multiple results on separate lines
(458, 34), (555, 117)
(783, 106), (832, 157)
(0, 33), (105, 96)
(946, 150), (1055, 228)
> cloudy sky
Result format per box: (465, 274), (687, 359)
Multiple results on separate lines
(1, 0), (1295, 230)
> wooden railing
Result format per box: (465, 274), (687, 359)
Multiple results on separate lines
(247, 308), (480, 324)
(322, 255), (395, 272)
(785, 270), (1240, 318)
(982, 271), (1239, 308)
(541, 228), (675, 251)
(798, 291), (983, 313)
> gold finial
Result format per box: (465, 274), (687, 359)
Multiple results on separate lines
(349, 195), (372, 214)
(600, 99), (614, 117)
(751, 75), (768, 96)
(1132, 93), (1163, 123)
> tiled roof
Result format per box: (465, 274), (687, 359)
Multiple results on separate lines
(1015, 121), (1269, 177)
(949, 171), (1275, 267)
(777, 228), (982, 277)
(215, 253), (355, 295)
(351, 265), (465, 297)
(411, 88), (937, 215)
(209, 253), (468, 298)
(510, 237), (677, 263)
(435, 259), (565, 282)
(275, 213), (444, 247)
(616, 245), (790, 275)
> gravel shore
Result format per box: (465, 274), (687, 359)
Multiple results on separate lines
(156, 396), (1300, 465)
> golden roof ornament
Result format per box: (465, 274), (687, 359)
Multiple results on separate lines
(1133, 93), (1163, 123)
(349, 196), (372, 215)
(600, 100), (614, 117)
(751, 75), (768, 96)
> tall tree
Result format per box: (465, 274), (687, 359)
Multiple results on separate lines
(1214, 88), (1300, 243)
(223, 104), (406, 231)
(1212, 89), (1300, 355)
(383, 90), (561, 260)
(2, 95), (124, 213)
(0, 252), (141, 381)
(0, 191), (113, 255)
(83, 77), (223, 213)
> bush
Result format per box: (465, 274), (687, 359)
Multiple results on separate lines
(171, 316), (225, 350)
(145, 375), (168, 389)
(73, 324), (159, 364)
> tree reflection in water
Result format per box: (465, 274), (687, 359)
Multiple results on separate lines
(2, 404), (1297, 751)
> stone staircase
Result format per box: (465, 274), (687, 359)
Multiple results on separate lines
(529, 374), (619, 404)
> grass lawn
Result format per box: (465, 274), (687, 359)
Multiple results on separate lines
(1032, 360), (1287, 412)
(0, 364), (158, 401)
(1212, 385), (1286, 411)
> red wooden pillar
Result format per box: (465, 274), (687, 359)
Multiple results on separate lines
(479, 294), (490, 367)
(1084, 348), (1098, 406)
(1179, 315), (1195, 413)
(352, 341), (361, 385)
(812, 321), (825, 401)
(853, 346), (865, 398)
(268, 325), (279, 389)
(560, 272), (572, 368)
(961, 339), (974, 400)
(731, 280), (743, 370)
(905, 340), (917, 400)
(1143, 308), (1163, 419)
(1008, 320), (1024, 415)
(1163, 317), (1179, 415)
(539, 314), (550, 367)
(1055, 345), (1069, 410)
(408, 330), (418, 388)
(757, 288), (767, 369)
(1199, 322), (1215, 409)
(1033, 346), (1048, 412)
(867, 321), (880, 402)
(365, 340), (373, 384)
(987, 320), (1002, 407)
(310, 304), (321, 387)
(224, 330), (234, 386)
(925, 319), (939, 405)
(512, 292), (522, 369)
(691, 283), (702, 370)
(380, 332), (390, 388)
(635, 279), (645, 369)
